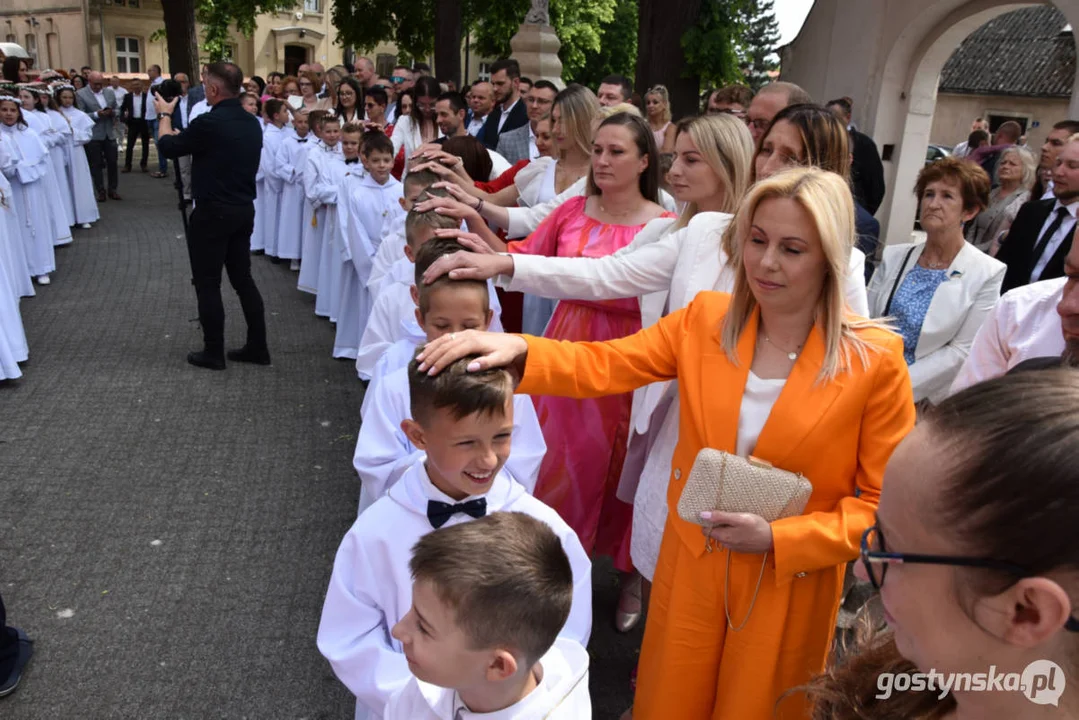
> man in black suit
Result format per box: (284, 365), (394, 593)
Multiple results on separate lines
(477, 59), (528, 151)
(155, 62), (269, 371)
(827, 97), (885, 215)
(120, 78), (152, 172)
(998, 138), (1079, 293)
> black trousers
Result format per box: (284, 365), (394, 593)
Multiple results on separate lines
(85, 138), (118, 194)
(0, 590), (17, 680)
(124, 119), (150, 170)
(187, 202), (267, 356)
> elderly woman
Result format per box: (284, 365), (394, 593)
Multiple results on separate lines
(805, 371), (1079, 719)
(417, 167), (915, 719)
(868, 157), (1006, 404)
(966, 144), (1036, 254)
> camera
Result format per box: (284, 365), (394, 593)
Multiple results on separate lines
(156, 78), (183, 103)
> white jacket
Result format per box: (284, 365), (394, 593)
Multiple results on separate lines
(867, 241), (1005, 404)
(383, 638), (591, 719)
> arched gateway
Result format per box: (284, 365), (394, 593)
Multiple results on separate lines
(781, 0), (1079, 245)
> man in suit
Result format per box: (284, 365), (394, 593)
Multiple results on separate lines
(496, 79), (558, 164)
(187, 64), (207, 107)
(998, 137), (1079, 292)
(466, 80), (494, 137)
(477, 59), (528, 151)
(76, 71), (122, 201)
(120, 77), (152, 172)
(827, 98), (885, 215)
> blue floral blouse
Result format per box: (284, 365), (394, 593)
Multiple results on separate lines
(890, 265), (949, 365)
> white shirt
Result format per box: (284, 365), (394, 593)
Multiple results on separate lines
(735, 372), (787, 457)
(949, 277), (1067, 395)
(528, 123), (539, 161)
(188, 99), (210, 123)
(131, 92), (148, 120)
(1042, 180), (1056, 201)
(150, 76), (163, 87)
(111, 85), (128, 107)
(496, 97), (520, 133)
(93, 90), (107, 113)
(467, 114), (487, 137)
(1031, 200), (1078, 282)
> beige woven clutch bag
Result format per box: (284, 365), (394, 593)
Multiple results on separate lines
(677, 449), (812, 526)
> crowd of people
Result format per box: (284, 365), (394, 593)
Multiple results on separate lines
(2, 49), (1078, 720)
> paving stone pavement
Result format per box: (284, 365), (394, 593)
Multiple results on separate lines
(1, 172), (641, 719)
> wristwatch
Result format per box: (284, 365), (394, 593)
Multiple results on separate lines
(157, 113), (171, 120)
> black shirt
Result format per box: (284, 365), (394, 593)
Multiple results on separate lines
(157, 97), (261, 206)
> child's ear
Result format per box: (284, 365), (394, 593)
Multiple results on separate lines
(414, 307), (423, 327)
(404, 244), (416, 262)
(485, 649), (520, 683)
(401, 418), (427, 450)
(410, 284), (420, 307)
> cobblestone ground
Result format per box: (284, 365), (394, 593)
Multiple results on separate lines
(1, 172), (640, 719)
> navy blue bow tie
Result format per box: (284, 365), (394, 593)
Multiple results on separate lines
(345, 157), (360, 164)
(426, 498), (487, 528)
(297, 137), (308, 142)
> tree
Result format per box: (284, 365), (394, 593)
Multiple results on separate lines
(737, 0), (780, 91)
(573, 0), (638, 89)
(636, 0), (706, 118)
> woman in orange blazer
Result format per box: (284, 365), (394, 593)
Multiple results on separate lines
(418, 167), (916, 719)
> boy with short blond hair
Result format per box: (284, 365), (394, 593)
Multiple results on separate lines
(317, 358), (591, 720)
(386, 512), (591, 719)
(354, 238), (544, 512)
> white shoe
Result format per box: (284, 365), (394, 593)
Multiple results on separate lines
(289, 260), (301, 271)
(80, 223), (92, 229)
(36, 275), (50, 285)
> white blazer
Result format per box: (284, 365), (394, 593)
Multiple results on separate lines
(502, 211), (870, 435)
(867, 241), (1006, 404)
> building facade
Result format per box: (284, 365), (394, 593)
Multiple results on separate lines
(2, 0), (493, 83)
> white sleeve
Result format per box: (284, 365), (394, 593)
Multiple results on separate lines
(317, 528), (411, 714)
(948, 282), (1013, 397)
(353, 377), (419, 512)
(503, 395), (546, 494)
(560, 525), (594, 645)
(503, 177), (586, 237)
(845, 248), (870, 318)
(505, 226), (680, 300)
(355, 293), (399, 380)
(488, 149), (511, 179)
(273, 141), (296, 183)
(390, 117), (409, 159)
(304, 154), (338, 207)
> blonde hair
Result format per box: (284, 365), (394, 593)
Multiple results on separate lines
(553, 83), (600, 161)
(645, 85), (672, 124)
(721, 167), (889, 380)
(671, 113), (755, 230)
(998, 145), (1037, 191)
(597, 102), (641, 119)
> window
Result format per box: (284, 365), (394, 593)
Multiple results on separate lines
(115, 36), (141, 73)
(375, 53), (396, 78)
(113, 0), (142, 6)
(4, 34), (15, 44)
(24, 34), (38, 67)
(476, 62), (492, 82)
(220, 44), (236, 62)
(46, 32), (58, 69)
(304, 0), (322, 12)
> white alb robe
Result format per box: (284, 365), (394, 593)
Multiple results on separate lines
(272, 132), (311, 261)
(0, 124), (58, 277)
(334, 173), (405, 359)
(253, 124), (286, 256)
(0, 162), (34, 299)
(384, 638), (592, 720)
(19, 111), (72, 245)
(58, 106), (100, 226)
(367, 216), (406, 299)
(353, 365), (546, 513)
(297, 142), (344, 309)
(316, 458), (592, 720)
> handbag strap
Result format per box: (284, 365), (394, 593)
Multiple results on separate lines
(883, 245), (918, 316)
(724, 550), (770, 632)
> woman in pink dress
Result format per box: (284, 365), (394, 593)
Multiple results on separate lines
(507, 112), (673, 613)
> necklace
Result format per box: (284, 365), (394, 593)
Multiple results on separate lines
(600, 202), (634, 218)
(761, 334), (802, 361)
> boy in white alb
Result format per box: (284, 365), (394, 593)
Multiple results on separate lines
(297, 114), (343, 315)
(252, 99), (288, 257)
(386, 512), (591, 719)
(317, 357), (592, 720)
(334, 129), (404, 359)
(274, 109), (312, 271)
(355, 192), (503, 380)
(367, 167), (441, 299)
(355, 238), (545, 513)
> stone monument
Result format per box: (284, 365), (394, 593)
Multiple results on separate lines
(510, 0), (564, 89)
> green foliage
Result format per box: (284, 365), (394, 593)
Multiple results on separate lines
(680, 0), (779, 90)
(197, 0), (294, 62)
(572, 0), (637, 87)
(550, 0), (619, 80)
(737, 0), (780, 91)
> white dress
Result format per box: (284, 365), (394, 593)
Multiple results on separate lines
(0, 178), (28, 379)
(44, 109), (76, 229)
(59, 106), (100, 226)
(0, 123), (58, 278)
(19, 111), (72, 245)
(0, 164), (34, 299)
(334, 173), (405, 359)
(272, 132), (311, 261)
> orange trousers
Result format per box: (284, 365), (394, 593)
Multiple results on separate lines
(633, 520), (847, 719)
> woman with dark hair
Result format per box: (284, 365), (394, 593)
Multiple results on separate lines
(264, 71), (283, 101)
(390, 76), (439, 167)
(70, 75), (86, 91)
(804, 370), (1079, 719)
(335, 76), (363, 125)
(298, 71), (329, 112)
(439, 135), (492, 183)
(1, 57), (26, 83)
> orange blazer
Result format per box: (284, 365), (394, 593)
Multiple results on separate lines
(518, 291), (916, 581)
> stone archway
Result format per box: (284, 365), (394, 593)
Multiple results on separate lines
(782, 0), (1079, 244)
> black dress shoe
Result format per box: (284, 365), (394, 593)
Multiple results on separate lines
(187, 351), (226, 370)
(0, 628), (34, 698)
(227, 346), (271, 365)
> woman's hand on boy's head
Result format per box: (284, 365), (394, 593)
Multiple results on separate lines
(422, 243), (512, 285)
(433, 230), (497, 255)
(408, 161), (459, 183)
(414, 189), (479, 221)
(416, 330), (528, 378)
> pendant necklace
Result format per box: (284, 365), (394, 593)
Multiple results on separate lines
(762, 334), (801, 361)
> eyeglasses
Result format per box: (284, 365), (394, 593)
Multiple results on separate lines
(860, 524), (1079, 631)
(747, 117), (771, 131)
(390, 76), (406, 84)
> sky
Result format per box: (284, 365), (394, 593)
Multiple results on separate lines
(773, 0), (816, 46)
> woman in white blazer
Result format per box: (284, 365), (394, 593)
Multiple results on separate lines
(868, 157), (1005, 405)
(389, 77), (440, 175)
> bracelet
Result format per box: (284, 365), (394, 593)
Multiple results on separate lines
(475, 198), (484, 215)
